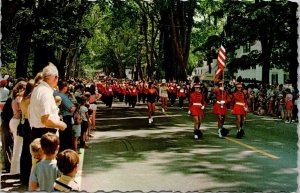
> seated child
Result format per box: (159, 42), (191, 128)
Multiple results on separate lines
(54, 149), (80, 192)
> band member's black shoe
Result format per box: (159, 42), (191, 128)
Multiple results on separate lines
(220, 127), (229, 137)
(194, 129), (203, 139)
(236, 129), (245, 138)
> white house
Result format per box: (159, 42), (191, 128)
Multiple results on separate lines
(191, 60), (218, 81)
(234, 41), (288, 84)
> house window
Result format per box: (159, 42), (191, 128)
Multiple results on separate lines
(243, 43), (251, 53)
(272, 73), (278, 84)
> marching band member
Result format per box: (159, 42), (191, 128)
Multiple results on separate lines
(168, 80), (177, 106)
(159, 79), (168, 112)
(231, 82), (248, 138)
(105, 82), (114, 109)
(211, 81), (231, 138)
(129, 84), (138, 109)
(147, 82), (158, 124)
(142, 82), (149, 104)
(177, 82), (187, 109)
(189, 83), (206, 139)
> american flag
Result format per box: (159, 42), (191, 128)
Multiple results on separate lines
(214, 38), (226, 82)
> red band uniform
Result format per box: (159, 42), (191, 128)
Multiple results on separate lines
(231, 91), (248, 115)
(212, 88), (231, 115)
(189, 89), (206, 116)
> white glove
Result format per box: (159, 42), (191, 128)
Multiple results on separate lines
(220, 100), (225, 105)
(244, 107), (248, 112)
(201, 106), (205, 110)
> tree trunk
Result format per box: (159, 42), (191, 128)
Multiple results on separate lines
(15, 24), (33, 78)
(288, 2), (298, 88)
(260, 37), (272, 84)
(33, 46), (58, 76)
(59, 50), (68, 79)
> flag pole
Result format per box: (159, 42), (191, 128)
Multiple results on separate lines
(221, 26), (227, 105)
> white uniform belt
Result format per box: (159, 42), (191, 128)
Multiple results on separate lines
(236, 102), (245, 106)
(193, 103), (202, 106)
(217, 100), (225, 104)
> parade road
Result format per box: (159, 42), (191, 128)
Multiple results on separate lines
(79, 101), (297, 192)
(1, 101), (297, 192)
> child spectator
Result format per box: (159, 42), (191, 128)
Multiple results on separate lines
(79, 96), (89, 149)
(55, 95), (62, 106)
(29, 138), (44, 173)
(256, 92), (266, 116)
(29, 132), (60, 191)
(55, 95), (62, 118)
(73, 103), (82, 153)
(285, 89), (293, 123)
(266, 94), (275, 115)
(53, 149), (80, 192)
(278, 94), (286, 120)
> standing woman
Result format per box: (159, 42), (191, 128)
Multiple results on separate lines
(211, 81), (231, 138)
(9, 80), (27, 175)
(159, 79), (168, 112)
(20, 79), (35, 185)
(189, 83), (206, 139)
(230, 83), (248, 138)
(89, 84), (101, 130)
(147, 82), (158, 124)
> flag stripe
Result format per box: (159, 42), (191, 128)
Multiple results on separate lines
(214, 41), (226, 82)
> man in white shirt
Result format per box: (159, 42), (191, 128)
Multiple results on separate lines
(29, 63), (67, 141)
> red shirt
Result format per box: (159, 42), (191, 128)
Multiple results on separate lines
(189, 92), (206, 107)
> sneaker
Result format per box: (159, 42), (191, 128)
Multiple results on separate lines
(194, 134), (198, 139)
(162, 108), (165, 113)
(149, 119), (151, 124)
(285, 121), (291, 124)
(150, 117), (153, 123)
(218, 129), (223, 138)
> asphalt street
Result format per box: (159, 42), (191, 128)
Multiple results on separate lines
(80, 101), (298, 192)
(1, 100), (298, 192)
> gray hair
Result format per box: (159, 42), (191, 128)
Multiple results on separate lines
(42, 62), (58, 79)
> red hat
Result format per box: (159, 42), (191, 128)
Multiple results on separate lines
(0, 80), (7, 87)
(217, 80), (223, 86)
(194, 83), (200, 88)
(236, 82), (243, 87)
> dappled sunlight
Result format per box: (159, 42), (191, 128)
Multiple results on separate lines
(189, 148), (223, 155)
(80, 102), (297, 192)
(268, 141), (284, 146)
(238, 150), (256, 158)
(273, 167), (298, 174)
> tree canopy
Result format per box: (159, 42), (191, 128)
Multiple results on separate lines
(1, 0), (297, 86)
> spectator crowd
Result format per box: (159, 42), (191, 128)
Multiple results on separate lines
(0, 62), (298, 191)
